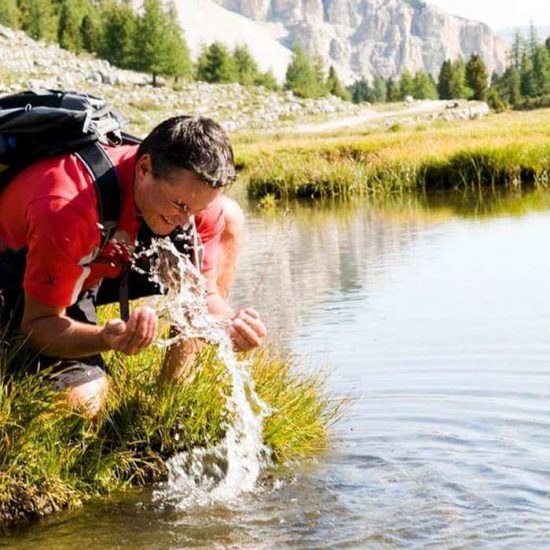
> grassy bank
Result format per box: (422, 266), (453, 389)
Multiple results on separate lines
(235, 109), (550, 201)
(0, 338), (341, 524)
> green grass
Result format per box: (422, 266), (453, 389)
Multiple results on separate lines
(0, 335), (342, 524)
(235, 109), (550, 201)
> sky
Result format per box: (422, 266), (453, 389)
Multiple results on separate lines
(427, 0), (550, 31)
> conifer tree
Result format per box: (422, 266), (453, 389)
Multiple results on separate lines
(162, 1), (192, 82)
(520, 52), (534, 97)
(58, 0), (82, 53)
(196, 42), (238, 83)
(285, 42), (326, 98)
(233, 44), (260, 86)
(0, 0), (21, 29)
(437, 59), (453, 99)
(530, 45), (550, 96)
(398, 69), (414, 99)
(326, 66), (351, 101)
(136, 0), (170, 85)
(19, 0), (58, 41)
(511, 30), (525, 71)
(79, 13), (97, 53)
(386, 78), (401, 102)
(373, 76), (387, 102)
(350, 79), (368, 103)
(98, 1), (138, 69)
(450, 58), (469, 99)
(465, 53), (488, 100)
(412, 70), (437, 99)
(254, 68), (279, 91)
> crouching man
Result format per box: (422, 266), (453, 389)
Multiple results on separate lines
(0, 116), (266, 416)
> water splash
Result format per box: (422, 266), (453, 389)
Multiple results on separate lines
(137, 238), (272, 507)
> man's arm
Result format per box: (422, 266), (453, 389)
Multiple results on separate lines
(203, 266), (266, 351)
(21, 294), (158, 358)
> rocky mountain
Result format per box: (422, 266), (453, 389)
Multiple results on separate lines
(176, 0), (509, 83)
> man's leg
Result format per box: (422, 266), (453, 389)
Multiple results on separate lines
(48, 361), (108, 418)
(160, 197), (246, 383)
(41, 288), (109, 418)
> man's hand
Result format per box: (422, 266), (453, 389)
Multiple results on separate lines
(229, 308), (266, 352)
(100, 306), (158, 355)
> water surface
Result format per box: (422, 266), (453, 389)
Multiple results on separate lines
(4, 189), (550, 548)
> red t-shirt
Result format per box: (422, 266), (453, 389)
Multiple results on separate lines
(0, 144), (223, 307)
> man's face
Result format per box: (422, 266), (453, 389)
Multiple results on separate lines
(134, 154), (223, 235)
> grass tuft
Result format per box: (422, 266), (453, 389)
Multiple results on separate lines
(0, 339), (341, 524)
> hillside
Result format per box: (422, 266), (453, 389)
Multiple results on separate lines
(0, 25), (356, 135)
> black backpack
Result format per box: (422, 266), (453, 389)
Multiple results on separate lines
(0, 89), (140, 319)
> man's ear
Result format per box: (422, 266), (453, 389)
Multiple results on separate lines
(136, 154), (152, 178)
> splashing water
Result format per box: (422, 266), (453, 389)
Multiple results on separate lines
(136, 238), (272, 507)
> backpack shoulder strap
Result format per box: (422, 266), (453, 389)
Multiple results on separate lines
(74, 142), (121, 249)
(74, 142), (132, 321)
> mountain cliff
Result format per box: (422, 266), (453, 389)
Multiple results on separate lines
(183, 0), (509, 83)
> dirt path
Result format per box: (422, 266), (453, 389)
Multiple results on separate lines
(289, 100), (452, 133)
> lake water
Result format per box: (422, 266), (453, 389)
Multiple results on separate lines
(4, 188), (550, 548)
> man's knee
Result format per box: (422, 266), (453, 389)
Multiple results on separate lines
(66, 374), (108, 418)
(49, 363), (108, 418)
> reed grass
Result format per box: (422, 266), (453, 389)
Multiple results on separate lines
(236, 109), (550, 201)
(0, 330), (342, 524)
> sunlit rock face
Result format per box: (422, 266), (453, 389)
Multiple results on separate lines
(208, 0), (509, 83)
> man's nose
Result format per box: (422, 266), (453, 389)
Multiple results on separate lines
(175, 211), (192, 228)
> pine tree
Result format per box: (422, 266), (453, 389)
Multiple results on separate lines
(0, 0), (21, 29)
(326, 66), (351, 101)
(19, 0), (58, 41)
(136, 0), (170, 85)
(233, 44), (260, 86)
(493, 67), (522, 106)
(530, 45), (550, 96)
(546, 35), (550, 52)
(437, 59), (453, 99)
(398, 69), (414, 99)
(196, 42), (238, 83)
(80, 13), (97, 53)
(98, 1), (139, 69)
(162, 1), (192, 82)
(58, 0), (82, 53)
(465, 54), (488, 100)
(285, 42), (326, 98)
(450, 58), (469, 99)
(254, 68), (279, 91)
(511, 30), (525, 71)
(520, 52), (534, 97)
(413, 70), (437, 99)
(528, 22), (539, 57)
(350, 79), (369, 103)
(386, 78), (401, 102)
(373, 76), (387, 102)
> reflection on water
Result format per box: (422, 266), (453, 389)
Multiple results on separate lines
(5, 187), (550, 548)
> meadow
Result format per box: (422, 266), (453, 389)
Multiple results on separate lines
(235, 109), (550, 202)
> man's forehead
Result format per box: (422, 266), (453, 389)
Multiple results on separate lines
(163, 168), (204, 187)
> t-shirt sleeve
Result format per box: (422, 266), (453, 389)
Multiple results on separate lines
(195, 198), (225, 274)
(24, 197), (100, 307)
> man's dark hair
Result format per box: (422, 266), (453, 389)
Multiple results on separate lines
(137, 116), (236, 188)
